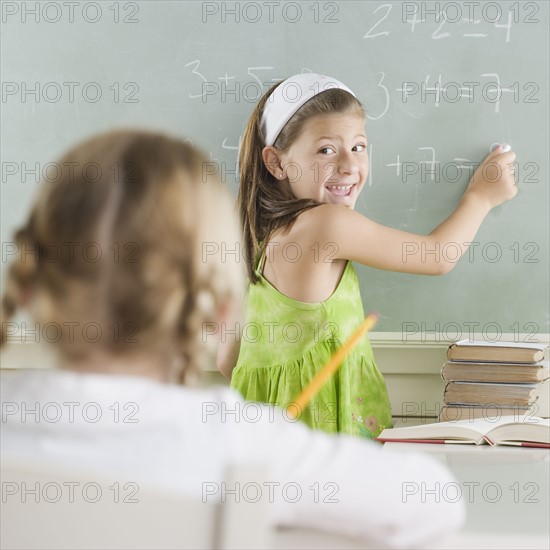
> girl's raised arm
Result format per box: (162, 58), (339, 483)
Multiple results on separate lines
(316, 146), (517, 276)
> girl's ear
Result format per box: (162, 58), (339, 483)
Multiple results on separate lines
(261, 146), (285, 180)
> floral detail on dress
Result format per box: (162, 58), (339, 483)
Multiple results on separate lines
(351, 398), (382, 439)
(364, 416), (379, 433)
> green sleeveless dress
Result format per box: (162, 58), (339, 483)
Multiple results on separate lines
(230, 254), (393, 439)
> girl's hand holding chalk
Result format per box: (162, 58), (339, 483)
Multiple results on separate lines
(464, 144), (518, 211)
(287, 313), (379, 419)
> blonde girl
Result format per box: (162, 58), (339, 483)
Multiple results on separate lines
(1, 129), (465, 547)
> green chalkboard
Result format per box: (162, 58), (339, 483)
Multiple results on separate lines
(1, 1), (548, 336)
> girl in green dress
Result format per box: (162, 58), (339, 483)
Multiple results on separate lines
(219, 73), (517, 439)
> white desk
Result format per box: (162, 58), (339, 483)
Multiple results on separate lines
(273, 442), (549, 549)
(383, 442), (550, 549)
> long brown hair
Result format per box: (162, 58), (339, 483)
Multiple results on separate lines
(1, 130), (243, 381)
(238, 82), (365, 282)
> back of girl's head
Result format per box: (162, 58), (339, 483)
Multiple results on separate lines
(238, 81), (365, 282)
(1, 130), (243, 380)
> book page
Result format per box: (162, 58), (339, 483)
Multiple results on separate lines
(438, 415), (535, 432)
(488, 418), (550, 445)
(450, 382), (539, 388)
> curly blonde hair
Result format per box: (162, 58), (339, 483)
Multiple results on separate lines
(1, 129), (244, 381)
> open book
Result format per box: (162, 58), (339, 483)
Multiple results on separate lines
(376, 416), (550, 448)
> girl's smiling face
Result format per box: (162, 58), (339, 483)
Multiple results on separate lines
(278, 112), (368, 209)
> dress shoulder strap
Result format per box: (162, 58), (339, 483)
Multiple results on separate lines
(254, 247), (267, 277)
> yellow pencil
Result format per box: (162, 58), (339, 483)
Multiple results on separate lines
(287, 312), (379, 419)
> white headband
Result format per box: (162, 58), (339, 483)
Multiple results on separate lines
(260, 73), (357, 147)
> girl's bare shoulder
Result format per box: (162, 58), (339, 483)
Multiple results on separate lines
(290, 204), (356, 244)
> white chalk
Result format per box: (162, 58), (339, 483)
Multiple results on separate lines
(491, 143), (511, 152)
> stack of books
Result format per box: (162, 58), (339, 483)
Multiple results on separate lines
(439, 340), (549, 422)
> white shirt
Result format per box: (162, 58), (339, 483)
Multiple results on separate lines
(0, 369), (465, 548)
